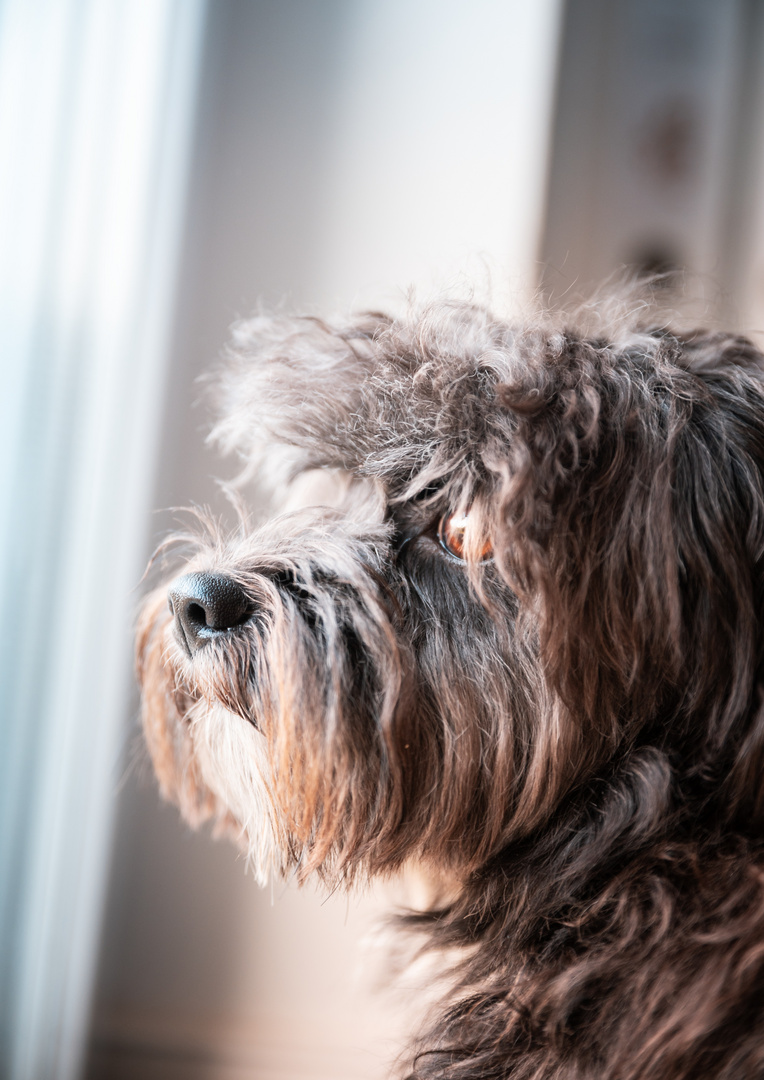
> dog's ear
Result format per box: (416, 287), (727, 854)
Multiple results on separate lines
(494, 330), (764, 750)
(210, 311), (393, 486)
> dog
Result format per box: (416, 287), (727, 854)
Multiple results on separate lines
(137, 296), (764, 1079)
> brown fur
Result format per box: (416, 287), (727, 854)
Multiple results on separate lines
(137, 297), (764, 1078)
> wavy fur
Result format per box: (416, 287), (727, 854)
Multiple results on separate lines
(138, 296), (764, 1078)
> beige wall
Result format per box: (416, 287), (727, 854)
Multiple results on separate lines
(87, 2), (563, 1077)
(541, 0), (764, 332)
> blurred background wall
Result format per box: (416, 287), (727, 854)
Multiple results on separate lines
(2, 2), (764, 1079)
(542, 0), (764, 324)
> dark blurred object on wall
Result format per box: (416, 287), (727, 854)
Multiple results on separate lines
(542, 0), (764, 329)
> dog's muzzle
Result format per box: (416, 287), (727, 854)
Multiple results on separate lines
(168, 572), (253, 657)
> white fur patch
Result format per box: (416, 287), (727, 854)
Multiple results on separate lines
(189, 700), (285, 884)
(281, 467), (386, 522)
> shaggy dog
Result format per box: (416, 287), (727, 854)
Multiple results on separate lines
(138, 297), (764, 1079)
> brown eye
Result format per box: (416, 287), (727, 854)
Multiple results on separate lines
(437, 510), (492, 562)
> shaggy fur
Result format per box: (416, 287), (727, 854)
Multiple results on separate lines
(137, 296), (764, 1079)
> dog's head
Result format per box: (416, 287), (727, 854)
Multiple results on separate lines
(137, 300), (764, 885)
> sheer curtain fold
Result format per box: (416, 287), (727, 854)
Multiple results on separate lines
(0, 2), (206, 1077)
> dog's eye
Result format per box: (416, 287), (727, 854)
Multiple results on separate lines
(437, 510), (492, 562)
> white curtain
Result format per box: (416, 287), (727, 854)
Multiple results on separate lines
(0, 1), (206, 1076)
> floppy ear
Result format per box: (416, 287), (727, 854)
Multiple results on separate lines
(209, 311), (393, 487)
(494, 330), (764, 751)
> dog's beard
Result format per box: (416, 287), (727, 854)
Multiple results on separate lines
(139, 601), (295, 885)
(187, 699), (284, 884)
(138, 512), (409, 884)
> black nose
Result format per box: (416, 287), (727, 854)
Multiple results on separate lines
(168, 572), (253, 657)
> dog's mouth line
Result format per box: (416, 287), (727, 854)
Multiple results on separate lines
(183, 684), (261, 734)
(174, 620), (193, 660)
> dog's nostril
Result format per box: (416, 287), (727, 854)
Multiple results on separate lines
(168, 572), (254, 657)
(186, 601), (208, 627)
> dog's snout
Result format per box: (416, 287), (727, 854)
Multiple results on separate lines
(168, 572), (253, 657)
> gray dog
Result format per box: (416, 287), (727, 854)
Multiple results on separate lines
(138, 297), (764, 1079)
